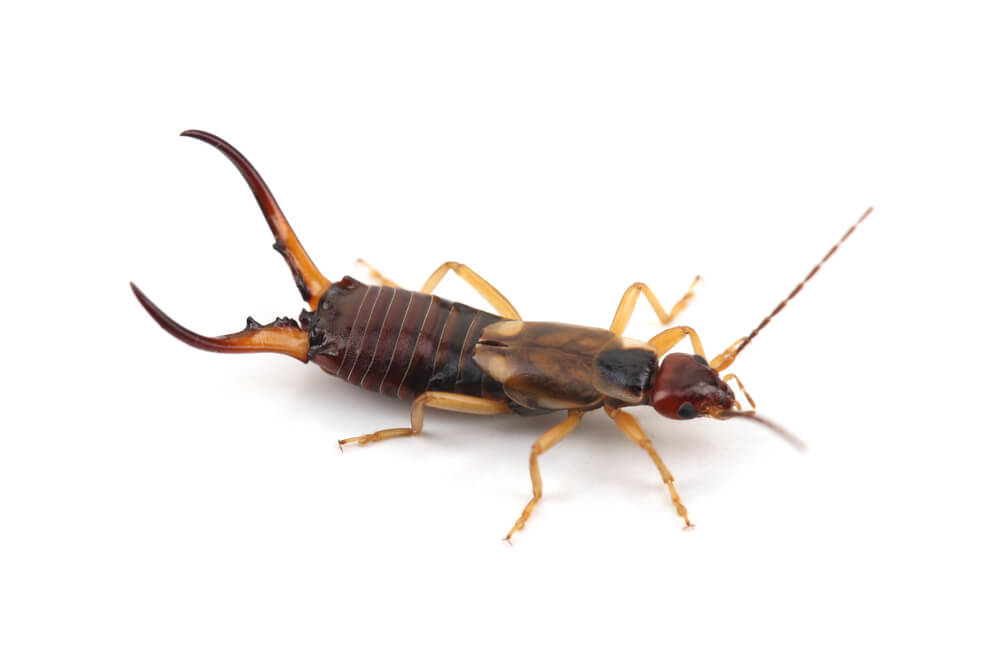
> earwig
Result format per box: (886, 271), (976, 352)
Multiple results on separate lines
(132, 130), (872, 541)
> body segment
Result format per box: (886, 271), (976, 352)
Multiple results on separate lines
(304, 276), (508, 403)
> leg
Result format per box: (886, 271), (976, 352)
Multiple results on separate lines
(647, 325), (707, 359)
(604, 405), (692, 528)
(356, 259), (521, 319)
(420, 262), (521, 320)
(355, 258), (402, 288)
(505, 410), (584, 542)
(338, 392), (509, 448)
(609, 276), (701, 335)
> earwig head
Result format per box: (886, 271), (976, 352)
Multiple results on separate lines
(647, 208), (873, 443)
(650, 353), (805, 450)
(651, 353), (735, 420)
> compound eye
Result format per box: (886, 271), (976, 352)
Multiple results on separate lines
(677, 401), (698, 419)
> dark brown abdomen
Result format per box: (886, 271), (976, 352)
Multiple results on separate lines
(304, 276), (506, 401)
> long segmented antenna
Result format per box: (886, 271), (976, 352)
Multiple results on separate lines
(730, 206), (873, 363)
(181, 130), (331, 310)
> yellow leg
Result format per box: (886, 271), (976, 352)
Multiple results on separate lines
(355, 258), (402, 288)
(609, 276), (701, 335)
(338, 392), (509, 449)
(356, 259), (521, 320)
(504, 410), (584, 542)
(604, 405), (692, 528)
(421, 262), (522, 320)
(647, 325), (707, 359)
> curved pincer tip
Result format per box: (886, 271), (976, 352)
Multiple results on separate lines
(173, 129), (331, 309)
(180, 129), (220, 143)
(130, 282), (309, 362)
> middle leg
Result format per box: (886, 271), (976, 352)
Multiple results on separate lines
(505, 410), (584, 542)
(609, 276), (701, 336)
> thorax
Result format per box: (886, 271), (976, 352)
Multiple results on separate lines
(472, 320), (658, 412)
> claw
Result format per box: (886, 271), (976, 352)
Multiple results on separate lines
(180, 130), (331, 308)
(131, 283), (309, 361)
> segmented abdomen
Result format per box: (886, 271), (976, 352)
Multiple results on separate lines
(306, 277), (506, 401)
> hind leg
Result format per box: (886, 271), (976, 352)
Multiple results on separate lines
(338, 392), (510, 449)
(357, 259), (521, 319)
(355, 258), (402, 288)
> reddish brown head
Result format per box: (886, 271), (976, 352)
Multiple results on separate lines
(650, 353), (735, 420)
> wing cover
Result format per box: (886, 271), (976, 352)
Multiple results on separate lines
(473, 321), (620, 411)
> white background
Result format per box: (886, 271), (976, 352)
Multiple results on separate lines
(3, 2), (998, 665)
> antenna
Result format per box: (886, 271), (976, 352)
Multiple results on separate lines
(718, 410), (808, 452)
(730, 206), (873, 362)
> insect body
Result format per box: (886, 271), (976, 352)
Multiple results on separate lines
(132, 130), (871, 541)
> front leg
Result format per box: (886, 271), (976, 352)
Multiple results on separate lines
(604, 404), (692, 528)
(338, 392), (509, 449)
(647, 325), (707, 359)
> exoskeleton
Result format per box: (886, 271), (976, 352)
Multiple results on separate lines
(133, 130), (870, 540)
